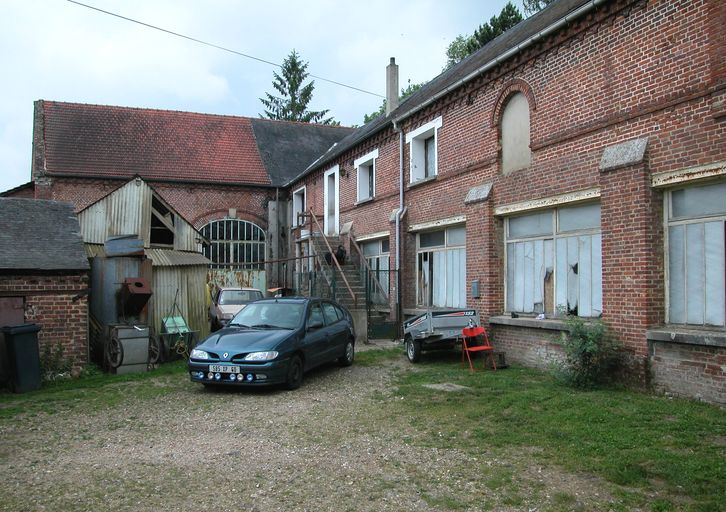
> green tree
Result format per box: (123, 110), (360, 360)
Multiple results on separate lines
(523, 0), (555, 16)
(260, 50), (336, 124)
(363, 80), (426, 124)
(445, 2), (524, 69)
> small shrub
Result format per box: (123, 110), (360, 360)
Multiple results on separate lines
(552, 315), (621, 389)
(40, 342), (73, 383)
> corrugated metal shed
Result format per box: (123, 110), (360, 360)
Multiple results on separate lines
(77, 178), (202, 252)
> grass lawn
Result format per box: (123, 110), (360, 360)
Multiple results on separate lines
(1, 350), (724, 511)
(363, 348), (725, 512)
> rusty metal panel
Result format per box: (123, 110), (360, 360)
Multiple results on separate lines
(207, 268), (267, 292)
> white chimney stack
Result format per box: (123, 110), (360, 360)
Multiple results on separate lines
(386, 57), (399, 116)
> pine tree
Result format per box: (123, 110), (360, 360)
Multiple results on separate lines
(523, 0), (555, 17)
(445, 2), (524, 69)
(260, 50), (335, 124)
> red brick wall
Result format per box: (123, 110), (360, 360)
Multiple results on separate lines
(650, 341), (726, 404)
(0, 274), (89, 373)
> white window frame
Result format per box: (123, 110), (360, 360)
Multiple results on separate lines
(406, 116), (442, 184)
(665, 182), (726, 327)
(415, 224), (466, 308)
(355, 149), (378, 202)
(323, 165), (340, 236)
(504, 203), (602, 318)
(292, 186), (306, 227)
(201, 218), (266, 270)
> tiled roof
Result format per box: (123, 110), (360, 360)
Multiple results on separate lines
(0, 198), (89, 271)
(40, 101), (353, 187)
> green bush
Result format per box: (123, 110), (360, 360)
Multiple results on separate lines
(552, 315), (621, 389)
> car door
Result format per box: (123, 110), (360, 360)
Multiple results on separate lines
(321, 301), (348, 361)
(301, 301), (329, 369)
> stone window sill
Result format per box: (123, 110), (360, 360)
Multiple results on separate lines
(646, 326), (726, 348)
(489, 315), (568, 331)
(355, 197), (374, 206)
(408, 175), (437, 189)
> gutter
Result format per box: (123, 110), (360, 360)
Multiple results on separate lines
(393, 121), (404, 321)
(392, 0), (606, 125)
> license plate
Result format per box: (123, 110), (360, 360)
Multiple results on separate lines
(209, 365), (240, 373)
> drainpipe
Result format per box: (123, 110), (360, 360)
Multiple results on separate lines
(393, 120), (404, 333)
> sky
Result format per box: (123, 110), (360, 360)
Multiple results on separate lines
(0, 0), (517, 193)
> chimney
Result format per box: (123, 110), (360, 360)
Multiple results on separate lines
(386, 57), (399, 116)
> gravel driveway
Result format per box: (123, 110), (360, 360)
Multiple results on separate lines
(0, 342), (615, 511)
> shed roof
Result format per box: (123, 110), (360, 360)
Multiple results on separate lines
(0, 198), (89, 271)
(38, 101), (354, 188)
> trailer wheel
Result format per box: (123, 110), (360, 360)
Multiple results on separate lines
(405, 336), (422, 363)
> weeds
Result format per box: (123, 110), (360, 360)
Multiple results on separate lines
(551, 315), (621, 389)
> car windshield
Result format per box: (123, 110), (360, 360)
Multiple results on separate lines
(230, 302), (304, 330)
(218, 289), (263, 305)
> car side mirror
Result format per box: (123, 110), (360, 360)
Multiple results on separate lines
(307, 319), (324, 331)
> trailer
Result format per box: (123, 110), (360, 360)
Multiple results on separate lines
(403, 309), (479, 363)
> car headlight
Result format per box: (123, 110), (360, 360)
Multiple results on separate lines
(243, 351), (278, 361)
(190, 348), (210, 360)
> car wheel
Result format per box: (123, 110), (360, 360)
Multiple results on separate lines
(406, 336), (422, 363)
(338, 339), (355, 367)
(285, 355), (303, 390)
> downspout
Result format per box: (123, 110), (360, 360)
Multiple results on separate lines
(393, 120), (404, 331)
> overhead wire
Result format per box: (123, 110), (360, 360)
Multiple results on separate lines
(65, 0), (385, 99)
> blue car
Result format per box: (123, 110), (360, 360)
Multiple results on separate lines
(188, 297), (355, 389)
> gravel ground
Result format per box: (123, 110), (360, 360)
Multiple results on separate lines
(0, 341), (618, 511)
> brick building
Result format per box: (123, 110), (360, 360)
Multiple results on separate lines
(0, 199), (90, 376)
(288, 0), (725, 404)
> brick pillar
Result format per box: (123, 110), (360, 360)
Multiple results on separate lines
(600, 155), (664, 382)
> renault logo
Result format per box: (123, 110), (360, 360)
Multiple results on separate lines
(223, 352), (228, 359)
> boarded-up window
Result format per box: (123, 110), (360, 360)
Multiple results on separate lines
(667, 182), (726, 327)
(416, 226), (466, 308)
(201, 219), (266, 270)
(506, 203), (601, 317)
(501, 92), (532, 174)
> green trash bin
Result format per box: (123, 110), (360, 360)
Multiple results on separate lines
(1, 323), (42, 393)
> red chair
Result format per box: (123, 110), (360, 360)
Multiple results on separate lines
(461, 326), (496, 372)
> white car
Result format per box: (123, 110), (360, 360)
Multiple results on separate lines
(209, 287), (264, 331)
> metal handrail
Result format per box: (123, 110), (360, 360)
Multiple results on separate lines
(349, 236), (389, 303)
(306, 209), (357, 307)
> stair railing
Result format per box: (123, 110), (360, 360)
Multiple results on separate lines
(306, 209), (357, 307)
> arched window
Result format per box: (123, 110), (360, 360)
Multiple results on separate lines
(201, 219), (266, 269)
(500, 92), (532, 174)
